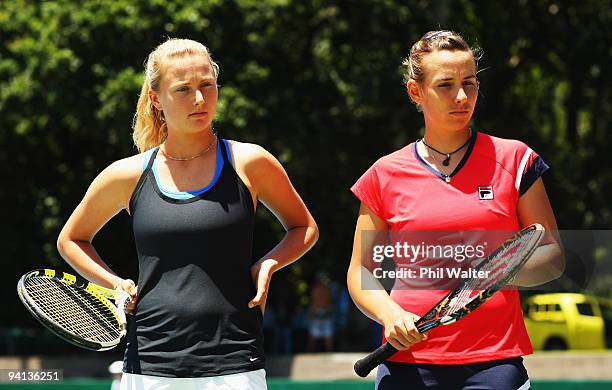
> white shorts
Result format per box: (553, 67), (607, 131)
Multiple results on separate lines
(120, 369), (267, 390)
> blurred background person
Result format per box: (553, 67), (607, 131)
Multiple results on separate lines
(307, 276), (335, 352)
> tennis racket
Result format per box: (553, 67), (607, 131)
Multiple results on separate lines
(17, 268), (130, 351)
(354, 223), (544, 377)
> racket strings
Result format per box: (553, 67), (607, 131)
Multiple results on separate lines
(28, 279), (118, 340)
(24, 277), (122, 343)
(445, 231), (539, 316)
(30, 279), (119, 341)
(51, 286), (119, 340)
(47, 281), (120, 340)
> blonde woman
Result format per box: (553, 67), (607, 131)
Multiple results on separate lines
(57, 38), (318, 389)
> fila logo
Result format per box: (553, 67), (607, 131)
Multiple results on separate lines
(478, 185), (494, 200)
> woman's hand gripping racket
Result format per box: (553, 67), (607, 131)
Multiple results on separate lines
(17, 269), (131, 351)
(354, 223), (544, 377)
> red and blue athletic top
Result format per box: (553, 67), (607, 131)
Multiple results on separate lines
(351, 131), (549, 364)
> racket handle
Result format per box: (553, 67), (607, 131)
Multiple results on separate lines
(354, 342), (398, 377)
(354, 316), (429, 377)
(115, 291), (131, 311)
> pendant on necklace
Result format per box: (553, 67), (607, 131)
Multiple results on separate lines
(445, 175), (451, 183)
(443, 154), (451, 166)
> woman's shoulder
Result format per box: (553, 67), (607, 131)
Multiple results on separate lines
(474, 131), (539, 171)
(225, 139), (278, 168)
(226, 139), (269, 158)
(82, 151), (151, 212)
(365, 143), (415, 174)
(476, 131), (529, 151)
(99, 150), (150, 183)
(223, 139), (287, 199)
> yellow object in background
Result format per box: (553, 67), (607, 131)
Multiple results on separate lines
(522, 293), (612, 350)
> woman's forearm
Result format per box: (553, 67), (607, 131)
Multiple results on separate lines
(512, 242), (565, 286)
(57, 236), (122, 289)
(347, 265), (405, 325)
(256, 225), (318, 271)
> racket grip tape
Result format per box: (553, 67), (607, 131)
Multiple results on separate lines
(354, 342), (398, 377)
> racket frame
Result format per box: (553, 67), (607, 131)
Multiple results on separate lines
(415, 223), (544, 331)
(17, 269), (129, 351)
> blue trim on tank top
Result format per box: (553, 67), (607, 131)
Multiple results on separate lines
(224, 138), (234, 167)
(144, 140), (225, 200)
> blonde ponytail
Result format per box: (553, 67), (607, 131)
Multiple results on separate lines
(132, 38), (220, 153)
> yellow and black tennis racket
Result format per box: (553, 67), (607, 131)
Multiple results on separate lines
(17, 269), (130, 351)
(354, 224), (545, 377)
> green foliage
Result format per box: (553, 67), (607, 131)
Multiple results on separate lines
(1, 0), (611, 327)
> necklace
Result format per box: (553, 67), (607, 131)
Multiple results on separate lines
(161, 134), (217, 161)
(421, 134), (471, 166)
(428, 151), (452, 183)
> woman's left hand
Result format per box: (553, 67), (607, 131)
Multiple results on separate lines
(249, 258), (278, 314)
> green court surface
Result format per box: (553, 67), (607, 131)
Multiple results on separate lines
(1, 379), (612, 389)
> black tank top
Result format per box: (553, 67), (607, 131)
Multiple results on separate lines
(124, 139), (265, 377)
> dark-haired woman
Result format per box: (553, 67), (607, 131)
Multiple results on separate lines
(347, 31), (564, 390)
